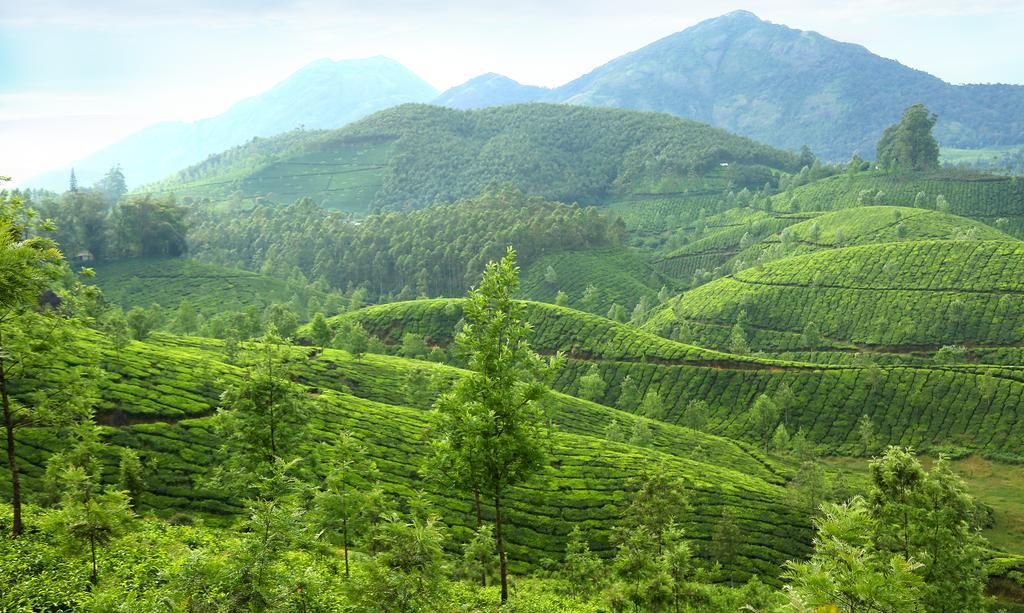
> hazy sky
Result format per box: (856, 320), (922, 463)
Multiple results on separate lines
(2, 0), (1023, 186)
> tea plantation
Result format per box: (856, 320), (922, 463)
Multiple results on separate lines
(5, 330), (810, 582)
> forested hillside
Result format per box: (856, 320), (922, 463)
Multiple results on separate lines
(147, 103), (801, 212)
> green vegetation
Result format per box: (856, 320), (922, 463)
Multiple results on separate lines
(653, 240), (1024, 353)
(520, 249), (668, 315)
(89, 258), (329, 319)
(151, 103), (800, 213)
(770, 169), (1024, 236)
(188, 185), (615, 302)
(331, 298), (1024, 460)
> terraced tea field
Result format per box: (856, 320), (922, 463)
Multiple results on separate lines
(771, 170), (1024, 236)
(520, 249), (667, 313)
(6, 331), (809, 582)
(649, 240), (1024, 353)
(331, 299), (1024, 459)
(89, 258), (320, 316)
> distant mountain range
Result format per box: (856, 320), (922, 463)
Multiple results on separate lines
(30, 56), (437, 190)
(31, 11), (1024, 189)
(438, 11), (1024, 160)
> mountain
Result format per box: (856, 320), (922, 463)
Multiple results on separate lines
(28, 56), (438, 190)
(149, 103), (801, 213)
(550, 11), (1024, 159)
(434, 73), (549, 109)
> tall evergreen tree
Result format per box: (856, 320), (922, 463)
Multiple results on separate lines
(429, 247), (559, 603)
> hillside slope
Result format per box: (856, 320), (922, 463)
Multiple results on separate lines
(149, 103), (800, 212)
(7, 330), (808, 582)
(650, 240), (1024, 354)
(331, 299), (1024, 458)
(771, 170), (1024, 236)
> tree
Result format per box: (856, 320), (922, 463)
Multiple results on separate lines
(126, 305), (160, 341)
(213, 334), (313, 491)
(577, 363), (607, 402)
(728, 323), (749, 354)
(172, 300), (199, 335)
(313, 433), (381, 578)
(748, 394), (779, 452)
(580, 284), (600, 313)
(784, 498), (924, 612)
(563, 526), (604, 598)
(604, 419), (625, 443)
(101, 307), (131, 356)
(96, 164), (127, 204)
(112, 194), (188, 258)
(856, 414), (877, 457)
(616, 375), (641, 411)
(607, 302), (627, 323)
(400, 332), (428, 359)
(639, 389), (664, 420)
(1, 185), (98, 536)
(629, 419), (653, 447)
(309, 312), (333, 348)
(625, 466), (690, 553)
(868, 448), (987, 612)
(877, 104), (940, 172)
(554, 290), (569, 307)
(459, 523), (499, 587)
(337, 322), (370, 360)
(770, 423), (791, 452)
(69, 168), (79, 192)
(46, 457), (135, 586)
(355, 509), (450, 612)
(544, 264), (558, 286)
(710, 508), (741, 585)
(790, 458), (831, 515)
(429, 247), (558, 603)
(630, 295), (651, 325)
(775, 382), (796, 428)
(681, 399), (709, 431)
(117, 447), (146, 511)
(263, 303), (299, 339)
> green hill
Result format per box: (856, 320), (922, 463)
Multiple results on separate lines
(88, 258), (323, 317)
(329, 299), (1024, 459)
(520, 249), (670, 314)
(771, 170), (1024, 236)
(658, 206), (1015, 285)
(652, 209), (808, 282)
(148, 103), (800, 214)
(7, 330), (808, 582)
(648, 240), (1024, 355)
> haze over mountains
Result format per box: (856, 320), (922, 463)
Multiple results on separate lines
(31, 10), (1024, 190)
(30, 56), (438, 190)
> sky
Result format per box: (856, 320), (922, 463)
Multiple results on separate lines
(2, 0), (1023, 186)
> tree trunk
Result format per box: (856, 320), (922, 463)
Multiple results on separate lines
(494, 487), (508, 603)
(343, 518), (350, 578)
(90, 534), (98, 585)
(474, 489), (486, 587)
(0, 353), (22, 537)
